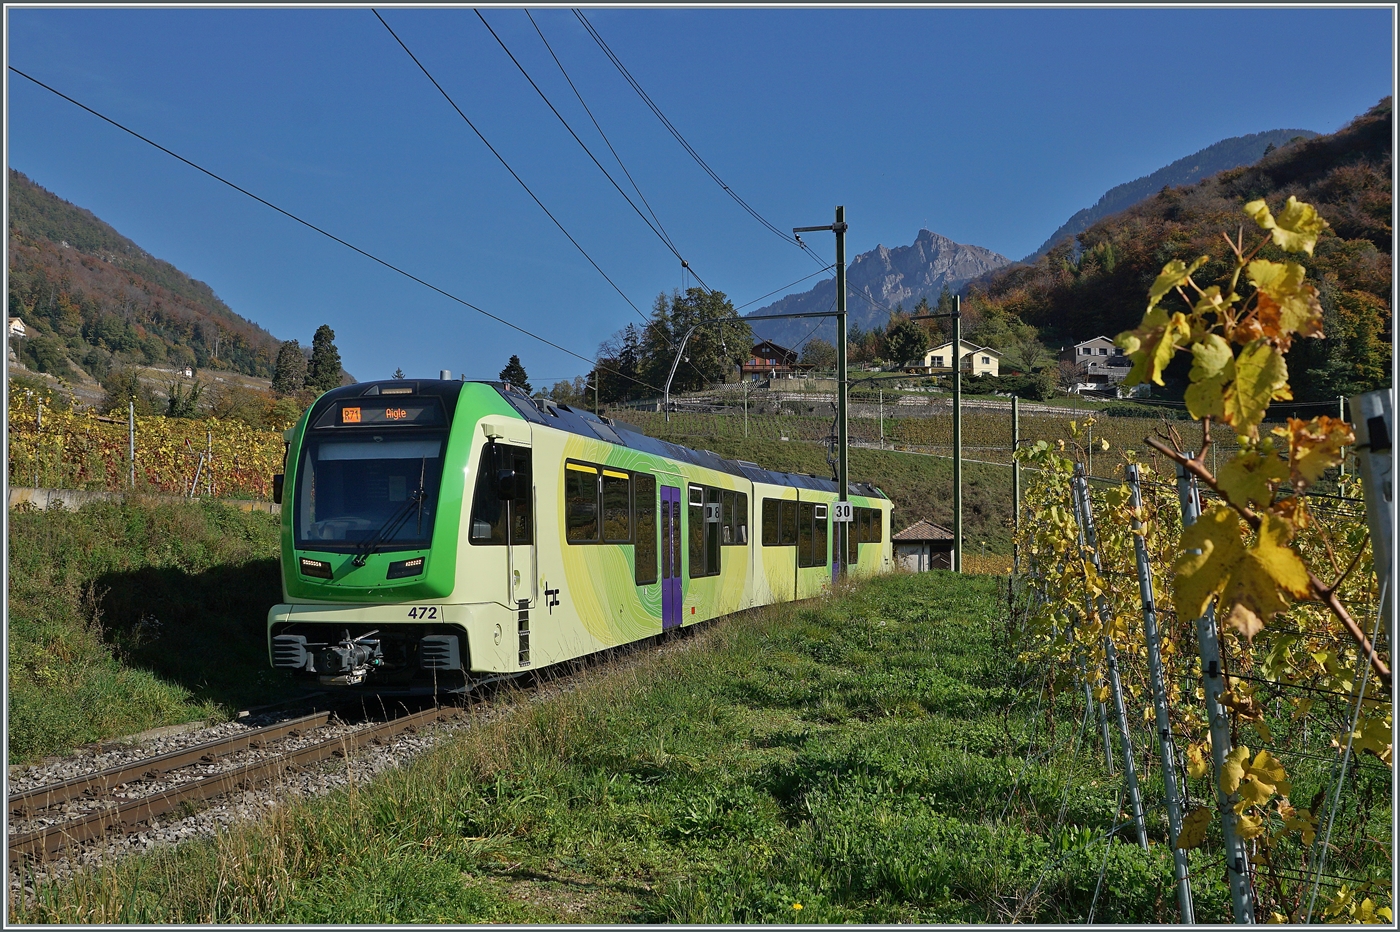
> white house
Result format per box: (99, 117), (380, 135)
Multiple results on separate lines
(8, 317), (28, 339)
(915, 340), (1001, 377)
(1062, 335), (1135, 394)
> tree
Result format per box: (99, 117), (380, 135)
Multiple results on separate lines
(498, 355), (532, 394)
(165, 377), (206, 418)
(1057, 359), (1086, 394)
(593, 324), (643, 405)
(272, 340), (307, 395)
(306, 325), (343, 394)
(639, 288), (751, 395)
(99, 367), (158, 415)
(392, 367), (406, 379)
(884, 317), (930, 367)
(1001, 337), (1055, 375)
(800, 337), (837, 371)
(547, 377), (587, 405)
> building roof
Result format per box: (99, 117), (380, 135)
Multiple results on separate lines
(1073, 335), (1116, 348)
(925, 340), (1002, 357)
(892, 519), (954, 542)
(750, 340), (799, 360)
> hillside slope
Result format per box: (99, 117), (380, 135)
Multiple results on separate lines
(747, 229), (1010, 348)
(969, 99), (1391, 403)
(1023, 127), (1319, 262)
(7, 169), (283, 382)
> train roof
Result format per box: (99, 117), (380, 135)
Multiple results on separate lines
(489, 382), (887, 501)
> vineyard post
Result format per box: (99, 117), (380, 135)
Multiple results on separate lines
(1012, 395), (1020, 574)
(1349, 389), (1392, 632)
(1071, 464), (1148, 848)
(952, 295), (962, 572)
(35, 398), (41, 489)
(1174, 459), (1256, 924)
(1338, 395), (1347, 477)
(128, 400), (135, 489)
(206, 429), (213, 497)
(879, 388), (884, 450)
(1127, 463), (1195, 920)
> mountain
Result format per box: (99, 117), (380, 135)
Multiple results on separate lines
(968, 98), (1391, 403)
(746, 229), (1011, 348)
(7, 169), (284, 384)
(1023, 128), (1320, 262)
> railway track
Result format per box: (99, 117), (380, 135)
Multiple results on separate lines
(8, 699), (469, 861)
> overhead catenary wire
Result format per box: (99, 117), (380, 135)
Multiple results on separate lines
(475, 9), (711, 294)
(370, 10), (654, 329)
(6, 65), (670, 398)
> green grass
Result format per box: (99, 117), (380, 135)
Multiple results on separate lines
(18, 572), (1208, 924)
(6, 498), (303, 761)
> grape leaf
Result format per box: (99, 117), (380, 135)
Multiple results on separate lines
(1147, 256), (1209, 310)
(1244, 196), (1329, 256)
(1117, 308), (1191, 387)
(1221, 744), (1250, 794)
(1278, 802), (1317, 846)
(1220, 513), (1312, 642)
(1176, 806), (1212, 849)
(1235, 812), (1266, 840)
(1223, 340), (1291, 439)
(1184, 333), (1234, 419)
(1186, 742), (1210, 779)
(1175, 504), (1245, 621)
(1244, 259), (1324, 349)
(1216, 446), (1288, 509)
(1281, 416), (1354, 492)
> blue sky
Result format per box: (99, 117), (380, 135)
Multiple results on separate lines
(6, 6), (1393, 389)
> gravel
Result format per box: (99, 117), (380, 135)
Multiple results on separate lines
(7, 631), (708, 900)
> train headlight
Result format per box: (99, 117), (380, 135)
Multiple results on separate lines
(299, 557), (333, 579)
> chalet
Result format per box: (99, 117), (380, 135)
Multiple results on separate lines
(8, 317), (27, 339)
(1062, 336), (1134, 394)
(893, 519), (955, 571)
(911, 340), (1001, 377)
(741, 340), (812, 380)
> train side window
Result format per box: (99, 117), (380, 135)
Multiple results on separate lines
(860, 508), (872, 544)
(722, 491), (736, 545)
(688, 485), (705, 576)
(780, 500), (798, 546)
(565, 463), (599, 542)
(705, 487), (721, 573)
(762, 498), (780, 545)
(602, 470), (631, 543)
(470, 442), (531, 545)
(846, 507), (858, 564)
(797, 502), (816, 567)
(875, 508), (884, 542)
(736, 492), (749, 544)
(814, 503), (828, 567)
(634, 474), (657, 585)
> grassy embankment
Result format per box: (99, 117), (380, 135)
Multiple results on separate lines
(7, 499), (300, 762)
(17, 571), (1209, 924)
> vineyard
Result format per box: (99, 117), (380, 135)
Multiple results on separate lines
(6, 390), (283, 500)
(1008, 197), (1392, 922)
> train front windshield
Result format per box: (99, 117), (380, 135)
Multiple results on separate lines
(293, 433), (447, 553)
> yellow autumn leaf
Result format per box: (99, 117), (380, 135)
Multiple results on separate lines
(1244, 258), (1324, 348)
(1175, 806), (1212, 849)
(1350, 714), (1393, 766)
(1184, 333), (1234, 419)
(1216, 446), (1288, 509)
(1244, 195), (1329, 256)
(1282, 415), (1354, 492)
(1235, 811), (1266, 839)
(1185, 742), (1210, 779)
(1117, 307), (1191, 387)
(1223, 340), (1292, 439)
(1147, 255), (1210, 309)
(1219, 513), (1311, 642)
(1094, 684), (1111, 702)
(1279, 803), (1317, 846)
(1174, 504), (1245, 620)
(1221, 744), (1250, 795)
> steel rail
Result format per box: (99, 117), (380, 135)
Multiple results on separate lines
(8, 703), (464, 861)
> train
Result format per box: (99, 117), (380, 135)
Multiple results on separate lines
(267, 376), (893, 690)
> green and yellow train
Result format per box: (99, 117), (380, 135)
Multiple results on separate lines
(268, 377), (892, 689)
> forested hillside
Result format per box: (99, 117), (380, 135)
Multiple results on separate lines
(967, 99), (1391, 403)
(7, 169), (282, 381)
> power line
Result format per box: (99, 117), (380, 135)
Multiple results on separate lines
(734, 264), (834, 312)
(573, 9), (810, 256)
(371, 9), (653, 329)
(476, 9), (711, 294)
(6, 65), (669, 397)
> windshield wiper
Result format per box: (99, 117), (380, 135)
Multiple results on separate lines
(352, 486), (426, 567)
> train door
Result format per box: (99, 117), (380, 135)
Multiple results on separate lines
(506, 443), (535, 609)
(660, 485), (682, 629)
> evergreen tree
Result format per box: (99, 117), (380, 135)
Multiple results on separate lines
(498, 355), (532, 394)
(392, 367), (406, 379)
(640, 288), (751, 394)
(306, 325), (343, 394)
(885, 317), (930, 366)
(272, 340), (307, 395)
